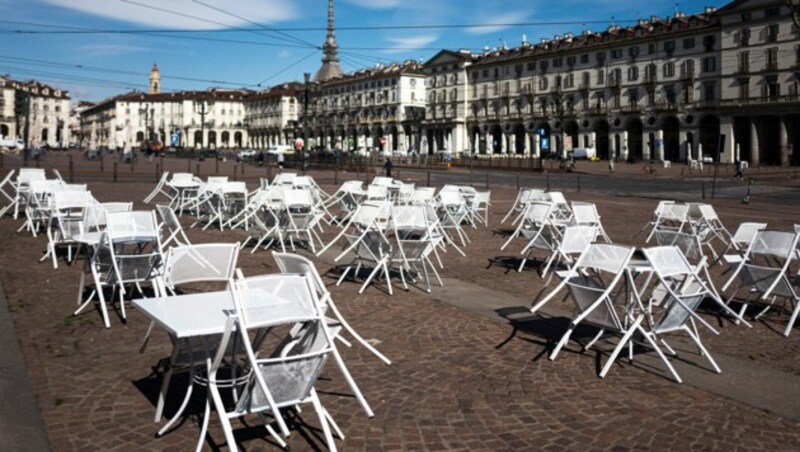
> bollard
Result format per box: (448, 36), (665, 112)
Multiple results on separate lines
(516, 174), (520, 190)
(267, 163), (272, 181)
(0, 152), (3, 169)
(485, 172), (489, 189)
(241, 163), (245, 177)
(215, 157), (219, 175)
(100, 152), (104, 172)
(233, 165), (238, 181)
(131, 157), (135, 173)
(113, 162), (118, 183)
(187, 158), (191, 172)
(155, 163), (160, 182)
(546, 172), (550, 192)
(577, 176), (581, 193)
(701, 181), (706, 199)
(36, 157), (40, 168)
(334, 167), (338, 185)
(427, 171), (431, 187)
(196, 163), (200, 178)
(68, 154), (74, 183)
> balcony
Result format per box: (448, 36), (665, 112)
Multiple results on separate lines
(735, 64), (750, 75)
(608, 78), (622, 88)
(764, 62), (779, 72)
(653, 101), (680, 112)
(680, 70), (695, 81)
(584, 105), (608, 116)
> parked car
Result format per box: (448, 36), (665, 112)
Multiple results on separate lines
(0, 137), (23, 150)
(237, 149), (256, 160)
(266, 145), (294, 155)
(570, 147), (597, 160)
(702, 154), (714, 163)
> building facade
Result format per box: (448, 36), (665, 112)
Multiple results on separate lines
(80, 88), (250, 150)
(421, 50), (477, 154)
(244, 83), (300, 149)
(304, 61), (427, 152)
(0, 76), (70, 148)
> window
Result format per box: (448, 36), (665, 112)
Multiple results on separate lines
(766, 47), (778, 70)
(628, 46), (639, 58)
(482, 69), (489, 78)
(611, 49), (623, 59)
(564, 73), (574, 88)
(648, 43), (656, 55)
(472, 71), (479, 79)
(764, 7), (779, 18)
(683, 85), (693, 103)
(539, 60), (549, 71)
(740, 28), (751, 46)
(767, 24), (779, 43)
(738, 51), (750, 73)
(597, 69), (605, 85)
(646, 88), (655, 106)
(581, 71), (590, 87)
(663, 61), (675, 78)
(702, 57), (715, 73)
(682, 60), (695, 78)
(627, 66), (639, 81)
(539, 76), (548, 91)
(703, 82), (715, 101)
(703, 35), (715, 52)
(596, 51), (606, 63)
(665, 85), (676, 103)
(664, 40), (675, 54)
(738, 79), (749, 100)
(765, 76), (780, 99)
(797, 45), (800, 66)
(580, 54), (589, 64)
(740, 11), (751, 22)
(683, 38), (695, 50)
(566, 56), (576, 67)
(628, 88), (638, 105)
(526, 62), (535, 71)
(553, 57), (562, 68)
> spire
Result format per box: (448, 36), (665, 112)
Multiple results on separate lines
(313, 0), (342, 82)
(149, 62), (161, 94)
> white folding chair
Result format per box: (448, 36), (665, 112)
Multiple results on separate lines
(541, 225), (597, 283)
(147, 243), (239, 427)
(389, 205), (443, 293)
(722, 230), (800, 336)
(409, 187), (435, 205)
(144, 171), (171, 204)
(0, 170), (16, 217)
(75, 211), (162, 328)
(366, 184), (389, 201)
(280, 188), (323, 253)
(638, 200), (674, 240)
(437, 190), (470, 246)
(470, 190), (491, 227)
(692, 204), (731, 262)
(646, 202), (688, 242)
(545, 191), (572, 223)
(13, 169), (46, 220)
(721, 222), (767, 258)
(272, 252), (391, 365)
(42, 190), (93, 268)
(501, 188), (544, 224)
(570, 202), (611, 243)
(156, 204), (192, 248)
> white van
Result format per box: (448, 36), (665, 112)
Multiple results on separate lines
(266, 145), (293, 155)
(570, 147), (597, 160)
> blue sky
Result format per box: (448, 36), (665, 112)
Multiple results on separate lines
(0, 0), (729, 102)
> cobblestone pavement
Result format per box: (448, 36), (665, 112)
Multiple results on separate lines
(1, 175), (799, 450)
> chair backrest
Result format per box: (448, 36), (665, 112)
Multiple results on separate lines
(84, 202), (133, 232)
(207, 176), (229, 184)
(102, 202), (133, 214)
(654, 228), (702, 262)
(696, 204), (720, 222)
(571, 202), (600, 225)
(62, 183), (88, 192)
(664, 203), (688, 221)
(366, 185), (388, 200)
(162, 243), (239, 288)
(410, 187), (435, 203)
(52, 191), (92, 210)
(371, 176), (394, 187)
(106, 210), (159, 239)
(273, 172), (297, 185)
(171, 172), (194, 183)
(339, 180), (364, 193)
(473, 191), (490, 206)
(731, 222), (767, 248)
(221, 181), (247, 195)
(576, 243), (634, 275)
(547, 191), (568, 205)
(438, 190), (463, 206)
(272, 252), (328, 300)
(654, 200), (675, 217)
(231, 273), (319, 327)
(522, 201), (553, 225)
(440, 184), (461, 193)
(293, 175), (313, 189)
(284, 188), (313, 208)
(391, 205), (427, 230)
(559, 225), (598, 255)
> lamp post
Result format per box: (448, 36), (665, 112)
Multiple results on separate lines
(788, 0), (800, 28)
(303, 72), (311, 172)
(195, 99), (213, 152)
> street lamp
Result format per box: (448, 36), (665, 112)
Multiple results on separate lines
(195, 99), (213, 152)
(788, 0), (800, 29)
(303, 72), (311, 171)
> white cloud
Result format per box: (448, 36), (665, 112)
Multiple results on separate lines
(464, 10), (530, 35)
(278, 49), (291, 58)
(383, 34), (439, 53)
(343, 0), (403, 9)
(42, 0), (298, 30)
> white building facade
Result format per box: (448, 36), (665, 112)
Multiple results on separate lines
(304, 61), (427, 152)
(244, 83), (300, 149)
(81, 89), (250, 150)
(0, 77), (70, 148)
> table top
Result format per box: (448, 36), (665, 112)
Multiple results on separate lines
(168, 181), (201, 189)
(133, 288), (317, 338)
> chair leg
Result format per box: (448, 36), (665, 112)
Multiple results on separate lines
(582, 329), (605, 353)
(784, 300), (800, 337)
(549, 327), (575, 361)
(636, 327), (682, 383)
(310, 389), (338, 452)
(684, 326), (721, 373)
(599, 317), (644, 379)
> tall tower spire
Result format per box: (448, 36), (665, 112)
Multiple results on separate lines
(313, 0), (342, 82)
(149, 62), (161, 94)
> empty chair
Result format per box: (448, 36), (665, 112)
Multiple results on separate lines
(0, 170), (16, 217)
(437, 190), (470, 246)
(272, 251), (391, 365)
(389, 205), (443, 293)
(470, 190), (491, 227)
(721, 222), (767, 257)
(366, 184), (389, 201)
(692, 204), (731, 261)
(638, 200), (674, 240)
(647, 202), (689, 242)
(409, 187), (436, 205)
(722, 230), (800, 336)
(156, 204), (192, 248)
(280, 188), (323, 253)
(42, 191), (94, 268)
(371, 176), (395, 187)
(540, 225), (597, 282)
(571, 202), (611, 243)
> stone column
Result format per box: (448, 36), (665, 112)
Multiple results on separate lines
(642, 132), (651, 161)
(589, 132), (596, 150)
(656, 129), (664, 161)
(524, 132), (531, 155)
(750, 119), (760, 166)
(484, 132), (491, 155)
(621, 131), (629, 161)
(533, 134), (540, 158)
(779, 117), (788, 166)
(509, 133), (516, 155)
(719, 116), (735, 164)
(500, 131), (507, 154)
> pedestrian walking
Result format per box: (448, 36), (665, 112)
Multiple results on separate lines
(383, 157), (394, 177)
(608, 159), (615, 174)
(733, 159), (744, 180)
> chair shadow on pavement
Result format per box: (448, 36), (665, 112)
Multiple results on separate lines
(486, 256), (543, 274)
